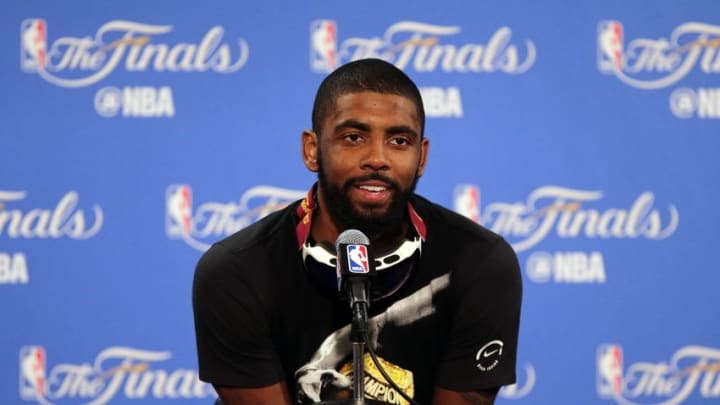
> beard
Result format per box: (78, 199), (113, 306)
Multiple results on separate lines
(317, 156), (419, 240)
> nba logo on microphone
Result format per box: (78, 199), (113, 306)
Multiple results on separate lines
(19, 346), (46, 400)
(597, 20), (624, 72)
(346, 245), (370, 274)
(596, 344), (624, 398)
(310, 19), (338, 73)
(166, 184), (193, 238)
(20, 19), (47, 72)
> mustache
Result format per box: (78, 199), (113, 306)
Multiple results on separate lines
(343, 173), (400, 191)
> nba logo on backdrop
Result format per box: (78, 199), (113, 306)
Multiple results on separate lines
(310, 20), (338, 73)
(19, 346), (46, 400)
(347, 245), (370, 274)
(597, 344), (624, 398)
(20, 19), (47, 71)
(453, 184), (481, 223)
(166, 185), (193, 238)
(597, 21), (624, 72)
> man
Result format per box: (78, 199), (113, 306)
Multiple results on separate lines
(193, 58), (522, 405)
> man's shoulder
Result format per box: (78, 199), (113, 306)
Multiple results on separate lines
(193, 200), (300, 284)
(412, 194), (520, 289)
(216, 200), (300, 255)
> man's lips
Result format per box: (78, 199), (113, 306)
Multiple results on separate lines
(355, 182), (391, 192)
(351, 181), (393, 204)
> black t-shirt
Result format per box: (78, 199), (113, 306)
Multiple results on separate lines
(192, 194), (522, 405)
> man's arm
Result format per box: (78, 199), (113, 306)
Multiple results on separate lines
(194, 244), (288, 403)
(215, 382), (292, 405)
(432, 238), (521, 404)
(432, 387), (498, 405)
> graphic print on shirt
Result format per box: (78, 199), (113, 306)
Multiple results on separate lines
(295, 274), (450, 404)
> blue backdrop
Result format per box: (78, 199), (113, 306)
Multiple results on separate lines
(2, 1), (719, 404)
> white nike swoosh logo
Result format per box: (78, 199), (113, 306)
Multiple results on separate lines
(483, 349), (499, 358)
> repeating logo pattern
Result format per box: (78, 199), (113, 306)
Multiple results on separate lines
(597, 20), (720, 119)
(165, 184), (305, 251)
(596, 344), (720, 404)
(6, 7), (718, 405)
(20, 19), (249, 118)
(19, 346), (213, 404)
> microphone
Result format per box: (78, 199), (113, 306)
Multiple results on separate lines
(335, 229), (376, 335)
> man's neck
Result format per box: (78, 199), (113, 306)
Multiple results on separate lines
(363, 222), (409, 256)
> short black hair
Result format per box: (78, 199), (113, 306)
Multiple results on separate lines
(311, 58), (425, 137)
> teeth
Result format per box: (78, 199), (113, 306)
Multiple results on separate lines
(359, 185), (387, 192)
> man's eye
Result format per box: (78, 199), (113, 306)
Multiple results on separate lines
(391, 137), (409, 146)
(345, 134), (362, 142)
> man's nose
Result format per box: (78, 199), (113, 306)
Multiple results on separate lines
(360, 137), (390, 171)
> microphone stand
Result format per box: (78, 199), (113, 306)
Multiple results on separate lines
(350, 301), (369, 404)
(319, 283), (390, 405)
(323, 236), (391, 405)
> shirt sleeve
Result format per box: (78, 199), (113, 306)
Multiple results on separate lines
(192, 242), (285, 387)
(434, 237), (523, 391)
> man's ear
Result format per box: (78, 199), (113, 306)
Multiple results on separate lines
(416, 137), (429, 177)
(302, 130), (319, 172)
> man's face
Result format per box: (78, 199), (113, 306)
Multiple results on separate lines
(312, 92), (428, 237)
